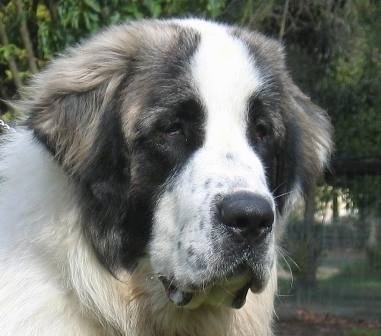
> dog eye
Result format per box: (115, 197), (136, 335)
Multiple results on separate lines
(255, 122), (269, 141)
(163, 121), (183, 136)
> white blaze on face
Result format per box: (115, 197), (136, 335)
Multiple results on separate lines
(150, 20), (275, 290)
(176, 20), (270, 199)
(188, 20), (263, 150)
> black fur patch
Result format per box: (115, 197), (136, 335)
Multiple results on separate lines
(88, 28), (203, 271)
(233, 27), (331, 213)
(28, 23), (204, 273)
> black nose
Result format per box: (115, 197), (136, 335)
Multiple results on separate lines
(218, 191), (274, 240)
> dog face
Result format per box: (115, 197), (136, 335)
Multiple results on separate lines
(26, 19), (332, 309)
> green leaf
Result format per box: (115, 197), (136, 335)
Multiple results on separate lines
(143, 0), (162, 18)
(83, 0), (101, 13)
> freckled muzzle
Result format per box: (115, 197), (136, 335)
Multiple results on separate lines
(150, 146), (276, 309)
(157, 191), (275, 309)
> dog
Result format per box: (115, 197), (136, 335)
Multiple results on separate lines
(0, 18), (332, 335)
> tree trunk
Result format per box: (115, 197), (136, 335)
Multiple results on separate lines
(45, 0), (58, 23)
(15, 0), (38, 74)
(0, 17), (23, 89)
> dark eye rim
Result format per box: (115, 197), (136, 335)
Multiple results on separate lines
(162, 121), (184, 136)
(255, 122), (270, 141)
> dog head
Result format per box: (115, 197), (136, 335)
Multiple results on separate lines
(25, 19), (332, 309)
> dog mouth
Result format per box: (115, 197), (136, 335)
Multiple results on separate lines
(159, 276), (194, 307)
(158, 269), (268, 309)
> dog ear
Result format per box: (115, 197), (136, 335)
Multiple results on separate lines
(20, 28), (137, 271)
(279, 81), (333, 206)
(23, 28), (134, 202)
(23, 22), (180, 198)
(21, 22), (196, 272)
(29, 76), (129, 203)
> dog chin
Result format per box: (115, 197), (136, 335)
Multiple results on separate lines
(159, 266), (271, 309)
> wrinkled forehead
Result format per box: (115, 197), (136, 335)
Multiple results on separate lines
(126, 20), (266, 138)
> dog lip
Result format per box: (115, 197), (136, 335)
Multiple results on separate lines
(158, 275), (193, 306)
(230, 283), (250, 309)
(249, 274), (268, 294)
(158, 271), (258, 309)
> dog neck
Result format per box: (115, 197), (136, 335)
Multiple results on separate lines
(84, 258), (277, 336)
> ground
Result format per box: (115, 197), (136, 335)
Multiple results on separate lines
(275, 307), (381, 336)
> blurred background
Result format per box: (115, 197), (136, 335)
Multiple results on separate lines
(0, 1), (380, 335)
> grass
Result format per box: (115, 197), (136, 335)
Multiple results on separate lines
(345, 329), (381, 336)
(318, 262), (381, 300)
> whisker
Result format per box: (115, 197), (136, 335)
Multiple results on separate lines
(271, 182), (286, 194)
(276, 246), (299, 292)
(273, 191), (292, 200)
